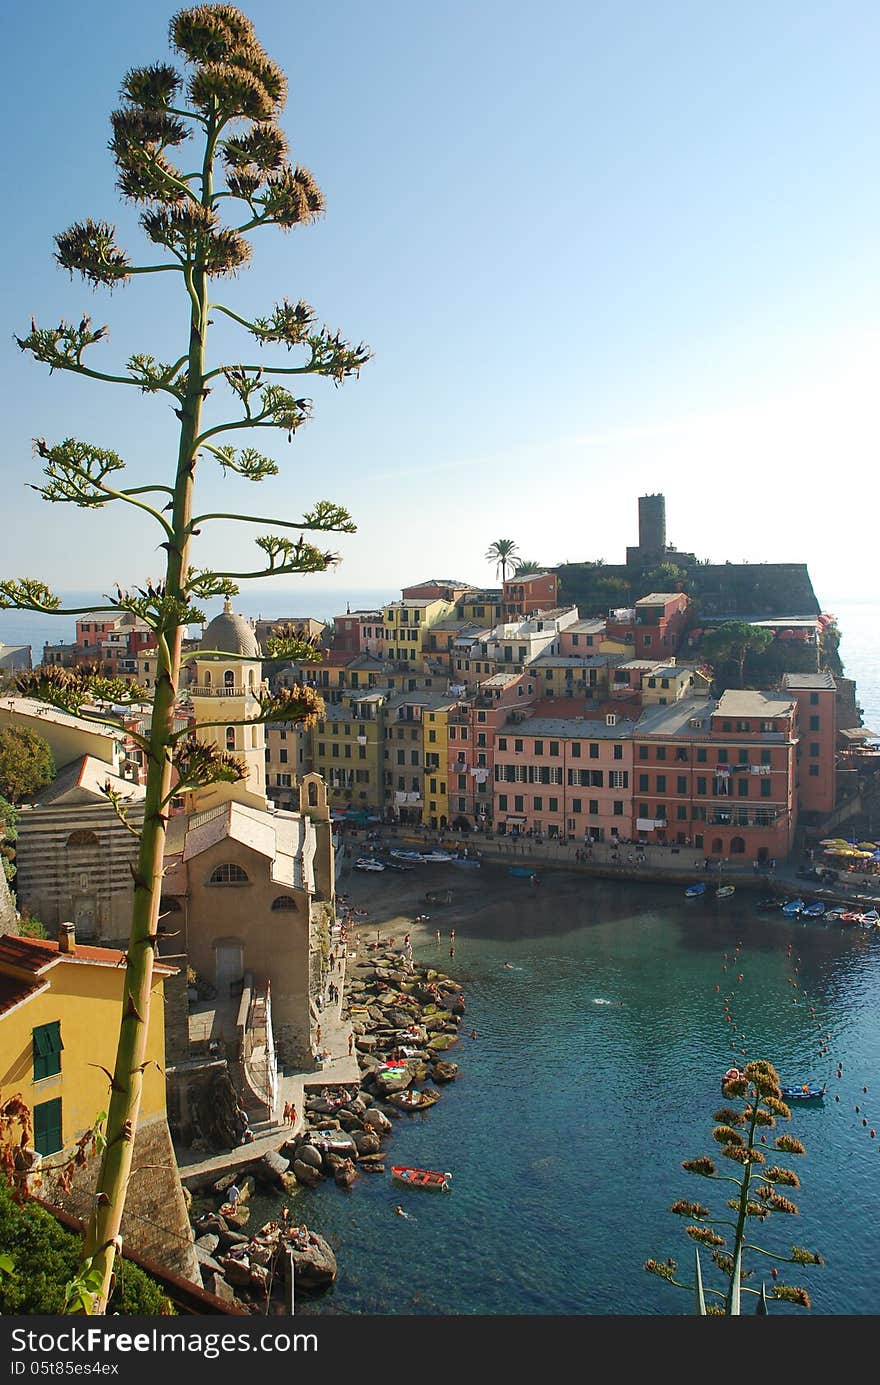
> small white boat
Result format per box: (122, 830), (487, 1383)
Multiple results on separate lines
(390, 848), (425, 863)
(716, 885), (735, 899)
(355, 858), (385, 872)
(420, 850), (454, 862)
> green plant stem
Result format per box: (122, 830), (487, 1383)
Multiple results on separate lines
(724, 1091), (762, 1313)
(81, 104), (218, 1315)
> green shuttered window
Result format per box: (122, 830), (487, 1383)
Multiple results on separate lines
(33, 1021), (64, 1081)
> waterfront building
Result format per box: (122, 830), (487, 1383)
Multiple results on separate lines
(447, 672), (537, 829)
(383, 689), (458, 824)
(632, 691), (798, 860)
(493, 711), (636, 842)
(782, 671), (838, 819)
(311, 691), (387, 814)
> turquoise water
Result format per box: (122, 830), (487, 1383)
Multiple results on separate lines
(249, 874), (880, 1316)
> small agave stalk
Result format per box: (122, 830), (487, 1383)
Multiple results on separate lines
(646, 1060), (823, 1314)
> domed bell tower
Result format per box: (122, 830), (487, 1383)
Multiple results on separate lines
(187, 599), (268, 813)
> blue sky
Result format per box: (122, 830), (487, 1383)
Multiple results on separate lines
(3, 1), (878, 608)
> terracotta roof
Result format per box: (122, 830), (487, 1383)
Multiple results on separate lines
(0, 934), (177, 976)
(0, 972), (48, 1018)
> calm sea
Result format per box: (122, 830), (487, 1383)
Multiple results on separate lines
(5, 590), (880, 1315)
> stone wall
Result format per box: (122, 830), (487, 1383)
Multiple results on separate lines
(41, 1113), (199, 1285)
(0, 868), (18, 934)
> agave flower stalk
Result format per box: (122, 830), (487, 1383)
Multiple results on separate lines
(4, 4), (369, 1311)
(646, 1061), (822, 1313)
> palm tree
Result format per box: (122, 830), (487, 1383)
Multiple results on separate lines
(512, 559), (543, 576)
(485, 538), (519, 582)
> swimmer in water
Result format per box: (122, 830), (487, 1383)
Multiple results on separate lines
(504, 962), (514, 969)
(395, 1205), (414, 1220)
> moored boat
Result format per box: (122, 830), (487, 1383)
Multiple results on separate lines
(824, 906), (846, 922)
(685, 882), (706, 897)
(803, 902), (826, 917)
(780, 1083), (826, 1103)
(355, 857), (385, 872)
(391, 1165), (452, 1191)
(862, 909), (880, 926)
(716, 885), (735, 899)
(420, 849), (454, 862)
(390, 848), (425, 863)
(781, 898), (805, 916)
(756, 898), (782, 911)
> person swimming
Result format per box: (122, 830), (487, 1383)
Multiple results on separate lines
(395, 1205), (414, 1220)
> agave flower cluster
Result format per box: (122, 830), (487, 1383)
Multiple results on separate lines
(646, 1061), (823, 1313)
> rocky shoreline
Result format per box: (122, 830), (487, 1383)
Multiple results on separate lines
(187, 945), (464, 1309)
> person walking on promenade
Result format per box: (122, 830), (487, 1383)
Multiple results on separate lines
(315, 1023), (322, 1048)
(348, 1033), (354, 1056)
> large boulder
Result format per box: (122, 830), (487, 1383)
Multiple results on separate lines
(251, 1150), (290, 1188)
(295, 1143), (323, 1170)
(290, 1233), (337, 1290)
(194, 1233), (220, 1255)
(427, 1033), (459, 1051)
(373, 1067), (413, 1097)
(336, 1109), (364, 1132)
(292, 1159), (323, 1187)
(432, 1061), (459, 1083)
(355, 1035), (378, 1052)
(351, 1130), (380, 1156)
(361, 1107), (392, 1135)
(219, 1255), (253, 1288)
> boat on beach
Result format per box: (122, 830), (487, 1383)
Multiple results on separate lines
(390, 849), (425, 863)
(391, 1165), (452, 1191)
(781, 898), (805, 916)
(355, 857), (385, 872)
(421, 849), (454, 862)
(685, 882), (706, 897)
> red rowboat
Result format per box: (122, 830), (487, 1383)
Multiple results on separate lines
(391, 1165), (452, 1191)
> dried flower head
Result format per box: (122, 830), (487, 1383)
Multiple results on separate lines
(772, 1284), (811, 1308)
(763, 1095), (792, 1119)
(712, 1125), (744, 1147)
(170, 4), (254, 64)
(767, 1192), (799, 1215)
(765, 1165), (800, 1189)
(120, 63), (182, 109)
(188, 61), (275, 120)
(682, 1156), (716, 1177)
(54, 220), (131, 287)
(790, 1246), (824, 1266)
(744, 1060), (782, 1099)
(223, 123), (288, 172)
(712, 1108), (744, 1126)
(774, 1134), (806, 1155)
(685, 1226), (725, 1248)
(644, 1259), (677, 1283)
(670, 1200), (710, 1219)
(262, 165), (325, 228)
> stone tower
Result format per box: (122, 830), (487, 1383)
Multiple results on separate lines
(638, 493), (666, 559)
(187, 599), (268, 813)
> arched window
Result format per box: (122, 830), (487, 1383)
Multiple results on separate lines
(731, 836), (746, 855)
(248, 668), (256, 688)
(208, 864), (249, 885)
(159, 896), (182, 914)
(66, 830), (99, 848)
(251, 725), (258, 749)
(270, 896), (297, 911)
(308, 782), (318, 807)
(226, 726), (236, 751)
(711, 838), (723, 855)
(204, 669), (212, 686)
(224, 670), (235, 689)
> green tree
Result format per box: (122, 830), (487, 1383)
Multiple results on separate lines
(646, 1061), (822, 1313)
(485, 538), (519, 582)
(0, 796), (17, 881)
(0, 728), (55, 804)
(3, 4), (368, 1311)
(701, 621), (774, 689)
(512, 559), (543, 577)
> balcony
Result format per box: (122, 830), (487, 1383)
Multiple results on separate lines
(188, 684), (258, 698)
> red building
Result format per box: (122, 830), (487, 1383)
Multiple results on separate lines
(782, 672), (837, 818)
(446, 672), (536, 829)
(502, 572), (559, 618)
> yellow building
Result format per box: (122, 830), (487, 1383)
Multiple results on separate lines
(423, 702), (453, 828)
(186, 599), (268, 813)
(0, 927), (173, 1158)
(382, 598), (455, 667)
(311, 691), (388, 814)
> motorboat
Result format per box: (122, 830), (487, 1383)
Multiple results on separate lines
(355, 858), (385, 872)
(781, 899), (805, 916)
(685, 882), (707, 897)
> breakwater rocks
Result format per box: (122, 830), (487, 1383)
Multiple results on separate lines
(187, 950), (463, 1307)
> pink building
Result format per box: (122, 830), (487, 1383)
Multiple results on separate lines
(446, 672), (537, 829)
(493, 711), (636, 842)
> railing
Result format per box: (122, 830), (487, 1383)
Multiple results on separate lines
(188, 685), (258, 697)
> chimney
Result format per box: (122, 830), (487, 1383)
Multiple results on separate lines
(58, 923), (76, 955)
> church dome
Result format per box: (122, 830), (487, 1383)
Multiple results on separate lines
(200, 599), (261, 659)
